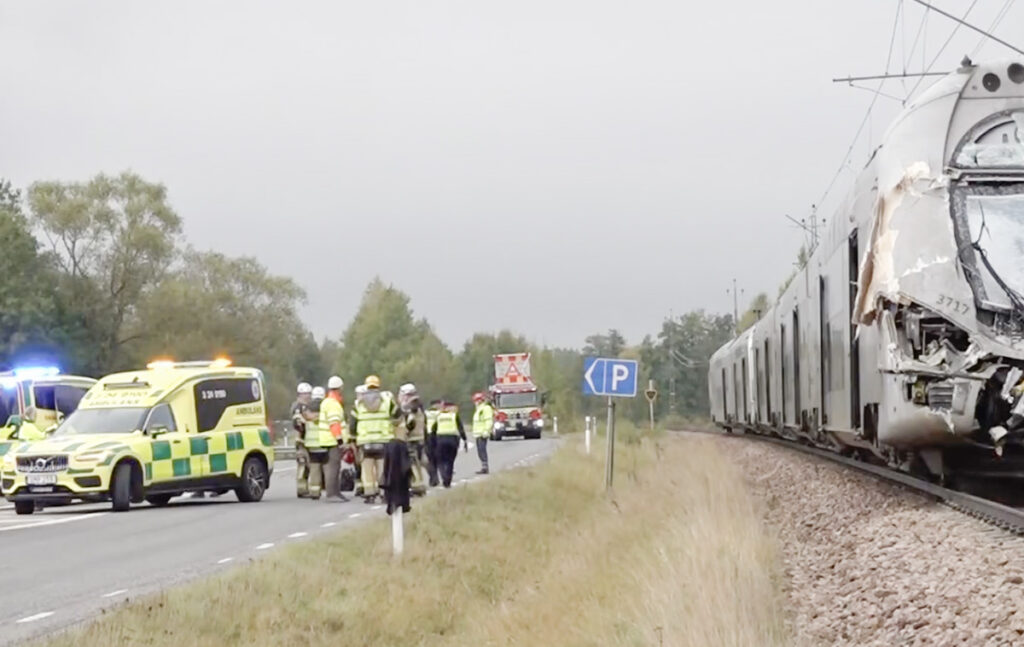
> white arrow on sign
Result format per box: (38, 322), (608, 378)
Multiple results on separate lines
(584, 359), (601, 393)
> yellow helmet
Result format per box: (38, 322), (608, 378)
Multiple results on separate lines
(364, 375), (381, 389)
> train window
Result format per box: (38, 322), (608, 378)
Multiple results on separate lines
(819, 276), (830, 425)
(721, 369), (728, 420)
(849, 230), (861, 428)
(792, 309), (801, 427)
(780, 324), (787, 424)
(754, 347), (762, 423)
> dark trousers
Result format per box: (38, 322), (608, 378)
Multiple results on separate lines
(425, 434), (439, 486)
(475, 436), (489, 471)
(434, 435), (460, 487)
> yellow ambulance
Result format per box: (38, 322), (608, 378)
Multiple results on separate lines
(1, 359), (274, 515)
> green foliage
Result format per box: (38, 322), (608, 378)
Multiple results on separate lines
(27, 172), (182, 370)
(582, 329), (625, 357)
(737, 292), (769, 333)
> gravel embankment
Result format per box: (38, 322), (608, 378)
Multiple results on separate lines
(722, 436), (1024, 647)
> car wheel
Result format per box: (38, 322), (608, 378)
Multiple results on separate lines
(145, 493), (173, 507)
(110, 462), (132, 512)
(14, 500), (34, 515)
(235, 456), (269, 502)
(493, 432), (503, 442)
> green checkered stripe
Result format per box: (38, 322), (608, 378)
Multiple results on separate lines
(146, 439), (192, 479)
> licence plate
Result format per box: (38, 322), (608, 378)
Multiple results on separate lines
(26, 473), (57, 486)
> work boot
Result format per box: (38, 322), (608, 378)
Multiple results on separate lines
(476, 467), (489, 475)
(324, 494), (349, 503)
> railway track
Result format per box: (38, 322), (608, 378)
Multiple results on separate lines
(714, 429), (1024, 536)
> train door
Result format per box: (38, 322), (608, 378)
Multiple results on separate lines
(764, 339), (772, 424)
(848, 231), (861, 429)
(792, 309), (801, 428)
(721, 368), (728, 420)
(754, 347), (762, 423)
(741, 357), (748, 422)
(780, 324), (787, 425)
(819, 276), (830, 425)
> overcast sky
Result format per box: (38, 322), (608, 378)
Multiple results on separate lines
(1, 1), (1017, 349)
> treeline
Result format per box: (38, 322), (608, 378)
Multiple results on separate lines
(1, 172), (735, 423)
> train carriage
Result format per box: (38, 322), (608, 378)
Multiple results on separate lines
(710, 59), (1024, 481)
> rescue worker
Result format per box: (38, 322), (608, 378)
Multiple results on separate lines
(16, 407), (45, 441)
(398, 383), (428, 495)
(304, 386), (334, 499)
(320, 376), (348, 502)
(291, 382), (314, 498)
(471, 392), (495, 474)
(429, 399), (467, 488)
(350, 375), (400, 503)
(352, 384), (366, 497)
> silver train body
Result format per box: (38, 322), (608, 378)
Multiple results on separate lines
(709, 60), (1024, 479)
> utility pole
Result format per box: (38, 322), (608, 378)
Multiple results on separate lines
(726, 279), (743, 334)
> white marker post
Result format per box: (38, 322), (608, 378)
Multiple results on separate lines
(585, 416), (592, 454)
(392, 507), (404, 557)
(553, 416), (559, 436)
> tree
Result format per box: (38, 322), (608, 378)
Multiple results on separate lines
(583, 329), (626, 357)
(334, 279), (458, 404)
(131, 250), (309, 414)
(27, 172), (182, 370)
(737, 293), (770, 333)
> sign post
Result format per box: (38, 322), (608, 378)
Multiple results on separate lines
(582, 357), (638, 491)
(645, 379), (658, 430)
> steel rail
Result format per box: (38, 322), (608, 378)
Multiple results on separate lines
(712, 430), (1024, 535)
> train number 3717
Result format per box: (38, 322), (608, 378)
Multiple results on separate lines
(936, 294), (970, 315)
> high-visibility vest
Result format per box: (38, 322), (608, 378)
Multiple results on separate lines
(319, 396), (345, 446)
(355, 393), (395, 445)
(472, 403), (494, 438)
(18, 421), (44, 441)
(435, 410), (459, 436)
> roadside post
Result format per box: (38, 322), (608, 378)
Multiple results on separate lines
(553, 416), (559, 436)
(392, 507), (404, 557)
(582, 357), (639, 491)
(645, 380), (658, 430)
(584, 416), (592, 454)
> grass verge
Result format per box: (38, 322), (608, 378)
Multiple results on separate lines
(45, 434), (787, 647)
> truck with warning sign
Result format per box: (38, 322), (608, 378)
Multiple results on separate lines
(489, 352), (544, 440)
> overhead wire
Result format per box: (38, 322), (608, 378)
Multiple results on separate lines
(905, 0), (980, 101)
(815, 1), (903, 211)
(972, 0), (1016, 56)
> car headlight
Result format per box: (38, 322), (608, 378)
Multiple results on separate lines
(494, 422), (505, 430)
(1, 453), (14, 469)
(534, 418), (544, 427)
(74, 451), (109, 463)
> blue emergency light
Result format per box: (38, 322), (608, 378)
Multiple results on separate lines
(12, 366), (61, 379)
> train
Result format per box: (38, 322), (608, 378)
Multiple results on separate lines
(709, 58), (1024, 484)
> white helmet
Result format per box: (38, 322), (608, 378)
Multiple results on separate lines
(297, 382), (312, 394)
(399, 383), (417, 396)
(327, 375), (344, 390)
(311, 386), (326, 400)
(355, 385), (367, 396)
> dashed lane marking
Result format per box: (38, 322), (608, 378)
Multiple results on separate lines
(101, 589), (127, 598)
(371, 505), (383, 511)
(349, 512), (362, 518)
(255, 543), (274, 550)
(321, 522), (336, 528)
(217, 557), (233, 564)
(287, 532), (308, 538)
(16, 611), (54, 623)
(0, 512), (109, 533)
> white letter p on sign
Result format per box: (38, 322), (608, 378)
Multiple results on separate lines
(610, 364), (629, 391)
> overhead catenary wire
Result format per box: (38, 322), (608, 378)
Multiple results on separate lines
(907, 0), (1024, 57)
(815, 1), (903, 211)
(972, 0), (1016, 56)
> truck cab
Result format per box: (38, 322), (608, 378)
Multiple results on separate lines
(491, 385), (544, 440)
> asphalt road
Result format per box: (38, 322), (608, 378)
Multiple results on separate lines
(0, 437), (558, 646)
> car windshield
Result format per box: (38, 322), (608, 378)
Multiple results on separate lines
(497, 392), (539, 408)
(0, 385), (17, 425)
(964, 192), (1024, 310)
(53, 407), (148, 436)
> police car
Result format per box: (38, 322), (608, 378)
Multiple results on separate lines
(0, 367), (97, 447)
(1, 359), (274, 515)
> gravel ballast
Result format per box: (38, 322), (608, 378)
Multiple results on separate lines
(721, 435), (1024, 646)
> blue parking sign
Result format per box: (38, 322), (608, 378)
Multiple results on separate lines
(582, 357), (638, 398)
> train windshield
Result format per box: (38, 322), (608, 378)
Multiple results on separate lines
(963, 190), (1024, 311)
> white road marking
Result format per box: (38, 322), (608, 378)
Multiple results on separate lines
(101, 589), (127, 598)
(0, 512), (108, 533)
(321, 522), (336, 528)
(349, 512), (362, 518)
(287, 532), (308, 538)
(255, 543), (274, 550)
(275, 466), (296, 473)
(16, 611), (54, 623)
(217, 557), (233, 564)
(371, 505), (383, 511)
